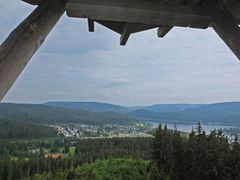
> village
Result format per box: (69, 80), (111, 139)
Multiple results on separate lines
(50, 123), (154, 139)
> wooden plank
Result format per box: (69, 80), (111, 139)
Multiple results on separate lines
(0, 0), (67, 101)
(201, 0), (240, 60)
(157, 26), (173, 38)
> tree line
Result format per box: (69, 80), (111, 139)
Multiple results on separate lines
(0, 119), (57, 139)
(2, 122), (240, 179)
(0, 137), (152, 180)
(153, 122), (240, 180)
(32, 158), (168, 180)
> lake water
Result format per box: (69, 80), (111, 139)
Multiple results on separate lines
(149, 122), (240, 134)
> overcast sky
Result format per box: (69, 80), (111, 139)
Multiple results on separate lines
(1, 1), (240, 105)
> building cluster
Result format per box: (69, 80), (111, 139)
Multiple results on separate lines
(51, 123), (153, 139)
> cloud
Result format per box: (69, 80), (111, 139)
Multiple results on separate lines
(1, 1), (240, 105)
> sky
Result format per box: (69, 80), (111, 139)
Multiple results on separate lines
(1, 1), (240, 106)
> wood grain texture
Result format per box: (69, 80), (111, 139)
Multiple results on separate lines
(0, 0), (67, 101)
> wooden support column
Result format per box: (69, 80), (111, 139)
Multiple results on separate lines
(157, 26), (173, 38)
(120, 23), (131, 46)
(0, 0), (67, 101)
(88, 19), (95, 32)
(201, 0), (240, 60)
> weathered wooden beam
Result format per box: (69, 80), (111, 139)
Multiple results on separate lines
(0, 0), (67, 101)
(66, 0), (212, 29)
(22, 0), (43, 5)
(157, 26), (173, 38)
(96, 20), (157, 35)
(96, 20), (127, 34)
(88, 19), (95, 32)
(66, 0), (240, 28)
(120, 23), (131, 46)
(201, 0), (240, 60)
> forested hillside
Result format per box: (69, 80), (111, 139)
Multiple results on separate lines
(44, 101), (240, 125)
(1, 102), (240, 125)
(153, 123), (240, 180)
(0, 103), (137, 125)
(0, 137), (153, 180)
(1, 123), (240, 180)
(45, 101), (129, 112)
(0, 119), (57, 139)
(130, 102), (240, 125)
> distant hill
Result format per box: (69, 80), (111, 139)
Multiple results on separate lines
(143, 104), (203, 112)
(128, 109), (196, 123)
(2, 101), (240, 126)
(129, 102), (240, 125)
(45, 102), (129, 113)
(0, 119), (57, 139)
(45, 102), (203, 113)
(0, 103), (137, 125)
(181, 102), (240, 124)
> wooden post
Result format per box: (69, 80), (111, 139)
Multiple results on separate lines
(88, 19), (95, 32)
(201, 0), (240, 60)
(157, 26), (173, 38)
(0, 0), (67, 101)
(120, 23), (131, 46)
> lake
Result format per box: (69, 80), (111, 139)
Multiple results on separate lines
(149, 121), (240, 134)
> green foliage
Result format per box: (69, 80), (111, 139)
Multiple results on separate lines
(75, 137), (153, 162)
(68, 146), (76, 156)
(153, 122), (239, 180)
(0, 137), (153, 180)
(0, 119), (57, 139)
(32, 158), (169, 180)
(3, 122), (240, 180)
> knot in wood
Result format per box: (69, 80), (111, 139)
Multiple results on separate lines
(23, 22), (38, 38)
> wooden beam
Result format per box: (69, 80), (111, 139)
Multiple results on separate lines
(0, 0), (67, 101)
(66, 0), (213, 29)
(96, 20), (126, 34)
(66, 0), (240, 28)
(22, 0), (43, 5)
(201, 0), (240, 60)
(96, 20), (157, 34)
(157, 26), (173, 38)
(120, 23), (131, 46)
(88, 19), (95, 32)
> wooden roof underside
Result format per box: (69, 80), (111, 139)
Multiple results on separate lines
(21, 0), (240, 46)
(21, 0), (240, 24)
(66, 0), (240, 28)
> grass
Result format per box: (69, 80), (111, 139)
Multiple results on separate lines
(69, 146), (76, 156)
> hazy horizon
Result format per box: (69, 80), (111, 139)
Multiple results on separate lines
(2, 100), (240, 107)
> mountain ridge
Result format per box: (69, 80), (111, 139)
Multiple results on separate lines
(2, 101), (240, 125)
(0, 103), (137, 125)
